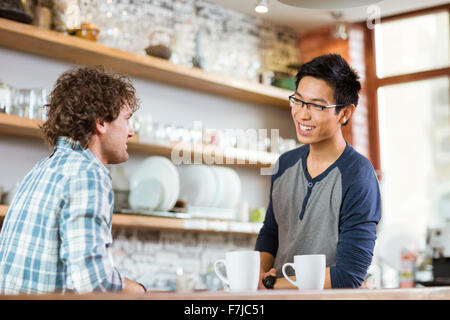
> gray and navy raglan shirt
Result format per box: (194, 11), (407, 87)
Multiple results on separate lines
(255, 142), (381, 288)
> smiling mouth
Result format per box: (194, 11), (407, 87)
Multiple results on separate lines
(300, 124), (314, 130)
(298, 123), (316, 134)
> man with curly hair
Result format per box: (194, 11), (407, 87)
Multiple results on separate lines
(0, 66), (147, 294)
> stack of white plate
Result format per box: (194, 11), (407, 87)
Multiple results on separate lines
(129, 156), (180, 212)
(177, 164), (241, 210)
(210, 166), (241, 209)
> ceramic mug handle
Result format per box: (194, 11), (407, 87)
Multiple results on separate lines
(282, 263), (298, 288)
(214, 259), (230, 286)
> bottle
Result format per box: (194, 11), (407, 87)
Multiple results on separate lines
(399, 247), (417, 288)
(0, 80), (12, 114)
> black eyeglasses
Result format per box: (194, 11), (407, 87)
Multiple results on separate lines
(289, 95), (344, 111)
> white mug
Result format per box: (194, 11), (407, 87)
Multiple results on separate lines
(214, 250), (260, 292)
(282, 254), (326, 290)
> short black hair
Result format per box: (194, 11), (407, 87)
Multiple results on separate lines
(295, 54), (361, 125)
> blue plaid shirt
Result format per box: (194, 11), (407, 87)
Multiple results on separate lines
(0, 137), (124, 294)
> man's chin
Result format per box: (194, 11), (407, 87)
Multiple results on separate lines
(296, 134), (312, 145)
(108, 153), (129, 165)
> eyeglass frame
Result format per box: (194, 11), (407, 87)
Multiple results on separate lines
(288, 94), (345, 111)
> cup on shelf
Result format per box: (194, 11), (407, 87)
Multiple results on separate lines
(176, 125), (190, 143)
(130, 114), (142, 136)
(190, 120), (203, 145)
(0, 81), (12, 115)
(138, 114), (154, 142)
(153, 122), (169, 146)
(165, 123), (176, 142)
(74, 22), (100, 42)
(30, 88), (49, 120)
(11, 88), (31, 118)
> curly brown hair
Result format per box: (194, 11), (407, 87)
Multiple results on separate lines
(40, 65), (139, 149)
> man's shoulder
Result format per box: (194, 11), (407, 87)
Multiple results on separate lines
(272, 144), (307, 179)
(53, 148), (107, 178)
(338, 145), (378, 188)
(279, 144), (307, 165)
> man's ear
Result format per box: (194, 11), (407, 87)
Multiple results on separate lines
(94, 118), (107, 135)
(340, 104), (356, 125)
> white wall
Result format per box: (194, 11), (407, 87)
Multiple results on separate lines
(0, 47), (296, 209)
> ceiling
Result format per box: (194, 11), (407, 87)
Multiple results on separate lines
(207, 0), (449, 32)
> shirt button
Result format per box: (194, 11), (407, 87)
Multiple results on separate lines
(308, 182), (313, 188)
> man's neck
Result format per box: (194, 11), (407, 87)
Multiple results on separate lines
(308, 132), (347, 165)
(88, 136), (108, 167)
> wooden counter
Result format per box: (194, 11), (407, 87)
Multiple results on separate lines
(1, 287), (449, 300)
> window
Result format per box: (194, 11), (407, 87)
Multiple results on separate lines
(373, 6), (450, 280)
(375, 11), (449, 78)
(378, 77), (449, 231)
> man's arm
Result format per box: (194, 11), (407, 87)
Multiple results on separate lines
(255, 206), (279, 290)
(122, 278), (146, 294)
(258, 252), (275, 289)
(260, 251), (274, 273)
(329, 166), (381, 288)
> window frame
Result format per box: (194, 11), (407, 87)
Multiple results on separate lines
(362, 4), (450, 180)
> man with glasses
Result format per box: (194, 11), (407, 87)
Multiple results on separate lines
(255, 54), (381, 289)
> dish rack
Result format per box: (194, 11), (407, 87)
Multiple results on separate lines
(116, 206), (237, 221)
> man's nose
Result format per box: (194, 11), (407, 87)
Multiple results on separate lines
(294, 104), (311, 120)
(128, 126), (134, 138)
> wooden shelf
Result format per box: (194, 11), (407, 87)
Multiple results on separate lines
(0, 113), (45, 139)
(0, 205), (261, 236)
(0, 113), (277, 168)
(0, 18), (291, 109)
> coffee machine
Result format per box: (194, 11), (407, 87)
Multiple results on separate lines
(426, 225), (450, 284)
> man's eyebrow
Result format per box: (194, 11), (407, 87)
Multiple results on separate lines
(295, 92), (329, 104)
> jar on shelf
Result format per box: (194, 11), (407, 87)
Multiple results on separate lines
(0, 80), (12, 114)
(52, 0), (80, 32)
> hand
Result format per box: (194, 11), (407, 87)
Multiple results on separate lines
(258, 268), (277, 289)
(122, 277), (147, 294)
